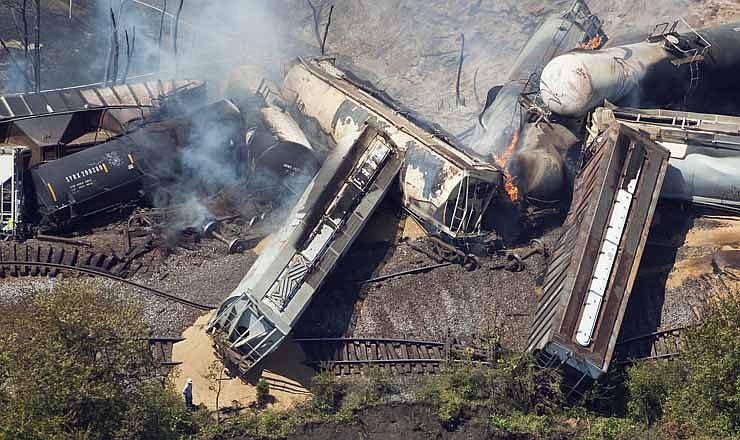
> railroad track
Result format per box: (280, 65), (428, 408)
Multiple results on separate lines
(615, 326), (687, 362)
(0, 243), (214, 310)
(296, 338), (449, 375)
(0, 243), (137, 279)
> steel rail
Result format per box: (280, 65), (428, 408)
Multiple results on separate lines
(306, 358), (442, 365)
(298, 337), (450, 375)
(356, 262), (452, 285)
(615, 325), (689, 346)
(615, 325), (689, 362)
(294, 337), (445, 346)
(0, 260), (215, 310)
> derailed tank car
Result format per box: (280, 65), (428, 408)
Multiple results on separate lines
(30, 129), (177, 228)
(592, 107), (740, 213)
(280, 58), (503, 247)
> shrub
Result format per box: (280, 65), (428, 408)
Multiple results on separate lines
(0, 282), (199, 440)
(256, 379), (271, 408)
(575, 416), (638, 440)
(310, 371), (346, 415)
(626, 360), (686, 425)
(660, 292), (740, 438)
(421, 354), (563, 428)
(491, 411), (551, 437)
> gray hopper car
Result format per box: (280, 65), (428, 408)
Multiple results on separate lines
(207, 127), (404, 374)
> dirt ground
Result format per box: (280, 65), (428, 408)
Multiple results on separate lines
(2, 0), (740, 419)
(171, 313), (312, 411)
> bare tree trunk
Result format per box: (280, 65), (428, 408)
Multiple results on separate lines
(215, 366), (222, 425)
(0, 38), (33, 89)
(306, 0), (324, 50)
(455, 33), (465, 107)
(122, 26), (135, 84)
(320, 5), (334, 55)
(22, 0), (30, 91)
(157, 0), (166, 73)
(33, 0), (40, 92)
(172, 0), (184, 74)
(109, 7), (120, 85)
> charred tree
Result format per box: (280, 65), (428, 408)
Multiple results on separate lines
(122, 26), (135, 84)
(33, 0), (39, 92)
(306, 0), (324, 50)
(157, 0), (166, 72)
(320, 5), (334, 55)
(0, 37), (33, 89)
(22, 0), (29, 90)
(173, 0), (184, 71)
(105, 7), (120, 85)
(455, 33), (465, 107)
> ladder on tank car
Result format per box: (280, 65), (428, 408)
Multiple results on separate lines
(648, 19), (712, 105)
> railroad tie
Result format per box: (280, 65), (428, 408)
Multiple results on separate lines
(31, 246), (41, 276)
(11, 244), (18, 277)
(51, 247), (65, 277)
(402, 343), (412, 374)
(43, 245), (53, 276)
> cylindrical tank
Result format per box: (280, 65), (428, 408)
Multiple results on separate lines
(252, 106), (320, 195)
(30, 131), (174, 227)
(467, 11), (586, 203)
(541, 21), (740, 117)
(540, 43), (678, 116)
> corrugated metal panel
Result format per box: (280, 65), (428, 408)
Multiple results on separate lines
(0, 80), (205, 122)
(527, 120), (670, 378)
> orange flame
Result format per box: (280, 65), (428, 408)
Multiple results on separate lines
(504, 175), (519, 202)
(494, 129), (519, 170)
(493, 129), (520, 202)
(580, 35), (603, 50)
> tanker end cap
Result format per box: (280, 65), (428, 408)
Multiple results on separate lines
(540, 54), (595, 117)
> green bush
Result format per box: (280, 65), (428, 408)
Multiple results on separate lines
(228, 408), (301, 439)
(0, 282), (199, 440)
(626, 360), (686, 426)
(660, 293), (740, 438)
(256, 379), (271, 408)
(575, 416), (638, 440)
(310, 371), (346, 415)
(421, 355), (563, 427)
(491, 411), (551, 436)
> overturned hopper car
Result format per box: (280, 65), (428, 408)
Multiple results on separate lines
(0, 80), (206, 166)
(280, 58), (503, 247)
(207, 127), (404, 374)
(528, 120), (670, 380)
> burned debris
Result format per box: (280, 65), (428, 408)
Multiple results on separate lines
(2, 0), (739, 397)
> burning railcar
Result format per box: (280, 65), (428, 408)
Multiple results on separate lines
(464, 0), (607, 240)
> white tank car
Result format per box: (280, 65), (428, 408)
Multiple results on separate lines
(541, 21), (740, 117)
